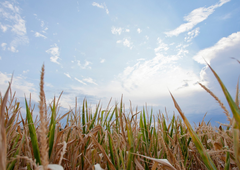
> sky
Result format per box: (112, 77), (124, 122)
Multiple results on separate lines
(0, 0), (240, 125)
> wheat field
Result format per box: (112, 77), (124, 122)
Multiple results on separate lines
(0, 62), (239, 170)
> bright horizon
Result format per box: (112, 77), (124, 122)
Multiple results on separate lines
(0, 0), (240, 125)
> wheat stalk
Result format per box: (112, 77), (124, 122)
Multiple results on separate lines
(39, 64), (49, 169)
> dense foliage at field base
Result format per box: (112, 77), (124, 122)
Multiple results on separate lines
(0, 61), (240, 170)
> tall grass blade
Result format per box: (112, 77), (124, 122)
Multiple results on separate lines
(25, 99), (41, 165)
(170, 92), (217, 170)
(224, 147), (230, 170)
(48, 98), (56, 159)
(89, 102), (100, 131)
(206, 62), (240, 128)
(7, 134), (25, 170)
(0, 81), (11, 170)
(233, 121), (240, 169)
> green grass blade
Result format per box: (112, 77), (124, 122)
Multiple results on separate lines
(170, 92), (217, 170)
(206, 62), (240, 128)
(89, 102), (100, 130)
(224, 147), (230, 170)
(25, 99), (41, 165)
(82, 99), (86, 134)
(7, 134), (25, 170)
(48, 98), (56, 159)
(143, 107), (149, 141)
(107, 125), (116, 168)
(126, 120), (134, 170)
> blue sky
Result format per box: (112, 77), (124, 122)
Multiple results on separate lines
(0, 0), (240, 124)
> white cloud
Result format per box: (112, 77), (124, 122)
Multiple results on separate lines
(77, 60), (92, 69)
(75, 77), (87, 85)
(92, 2), (104, 8)
(185, 27), (200, 42)
(165, 0), (230, 37)
(8, 46), (18, 53)
(92, 2), (109, 14)
(125, 29), (130, 32)
(35, 32), (47, 39)
(0, 1), (28, 50)
(0, 23), (8, 32)
(45, 82), (53, 87)
(117, 38), (133, 49)
(42, 27), (48, 33)
(137, 28), (142, 33)
(116, 40), (122, 43)
(145, 36), (149, 40)
(46, 44), (60, 64)
(64, 73), (71, 79)
(111, 27), (123, 35)
(0, 72), (38, 103)
(0, 56), (1, 60)
(69, 53), (202, 111)
(41, 21), (44, 27)
(193, 31), (240, 65)
(83, 78), (98, 85)
(1, 43), (7, 50)
(23, 70), (29, 74)
(2, 1), (19, 12)
(154, 38), (169, 52)
(123, 39), (132, 48)
(104, 3), (109, 14)
(115, 54), (200, 97)
(100, 59), (105, 63)
(221, 13), (231, 20)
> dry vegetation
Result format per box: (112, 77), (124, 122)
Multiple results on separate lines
(0, 62), (240, 170)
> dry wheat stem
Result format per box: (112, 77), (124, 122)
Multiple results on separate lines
(39, 64), (49, 169)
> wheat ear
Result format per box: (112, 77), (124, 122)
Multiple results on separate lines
(198, 82), (232, 123)
(39, 64), (49, 169)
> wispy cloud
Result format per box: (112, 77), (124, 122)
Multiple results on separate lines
(185, 27), (200, 42)
(165, 0), (230, 37)
(64, 73), (71, 79)
(104, 3), (109, 14)
(154, 38), (169, 52)
(8, 46), (18, 53)
(83, 78), (98, 85)
(117, 38), (133, 49)
(35, 32), (47, 39)
(104, 53), (201, 105)
(23, 70), (29, 74)
(221, 13), (231, 20)
(193, 31), (240, 64)
(33, 14), (48, 33)
(125, 29), (130, 32)
(75, 77), (87, 85)
(0, 1), (29, 51)
(77, 60), (92, 69)
(0, 72), (38, 102)
(111, 27), (123, 35)
(92, 2), (104, 8)
(137, 28), (142, 33)
(0, 23), (8, 32)
(1, 43), (7, 50)
(100, 59), (105, 63)
(123, 39), (132, 49)
(92, 2), (109, 14)
(40, 21), (44, 27)
(46, 44), (60, 64)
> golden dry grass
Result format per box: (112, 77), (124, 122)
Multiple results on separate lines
(0, 63), (239, 170)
